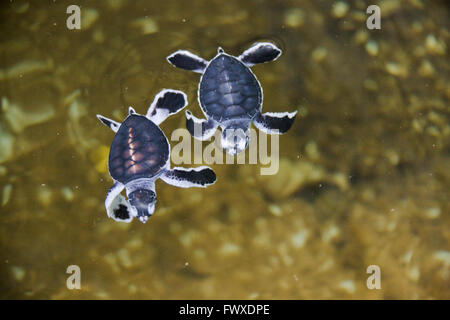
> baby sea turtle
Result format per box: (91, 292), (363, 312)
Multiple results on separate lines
(167, 42), (297, 155)
(97, 89), (216, 223)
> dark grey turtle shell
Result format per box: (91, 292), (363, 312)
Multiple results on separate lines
(199, 54), (262, 122)
(108, 115), (169, 184)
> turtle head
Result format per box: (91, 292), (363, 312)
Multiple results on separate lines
(221, 122), (250, 155)
(128, 189), (156, 223)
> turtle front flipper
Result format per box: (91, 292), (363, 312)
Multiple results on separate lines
(161, 166), (216, 188)
(253, 111), (297, 134)
(105, 182), (134, 223)
(238, 42), (282, 67)
(167, 50), (208, 73)
(185, 110), (218, 140)
(146, 89), (188, 125)
(97, 114), (121, 133)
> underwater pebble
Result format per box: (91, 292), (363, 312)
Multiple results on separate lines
(0, 59), (53, 80)
(106, 0), (127, 10)
(92, 28), (105, 43)
(426, 126), (440, 137)
(400, 251), (413, 264)
(90, 145), (109, 173)
(424, 207), (441, 219)
(425, 34), (446, 55)
(117, 248), (133, 268)
(126, 237), (143, 250)
(67, 97), (98, 153)
(259, 158), (348, 199)
(363, 78), (378, 91)
(365, 40), (378, 56)
(2, 97), (55, 134)
(253, 232), (270, 247)
(220, 243), (241, 256)
(413, 45), (426, 58)
(385, 62), (408, 78)
(350, 10), (366, 22)
(2, 184), (13, 206)
(433, 251), (450, 267)
(60, 187), (75, 202)
(37, 186), (52, 206)
(0, 166), (6, 176)
(321, 225), (340, 243)
(412, 118), (424, 133)
(0, 124), (14, 164)
(353, 30), (369, 45)
(104, 253), (121, 274)
(63, 89), (82, 107)
(268, 204), (282, 217)
(284, 8), (305, 28)
(407, 266), (420, 282)
(216, 10), (248, 25)
(11, 266), (26, 281)
(319, 259), (335, 272)
(81, 8), (99, 30)
(305, 141), (320, 160)
(169, 222), (182, 235)
(248, 292), (260, 299)
(179, 230), (197, 247)
(379, 0), (401, 17)
(385, 149), (399, 166)
(411, 21), (423, 34)
(290, 230), (308, 248)
(105, 0), (127, 10)
(311, 47), (328, 62)
(427, 111), (445, 126)
(11, 2), (30, 13)
(332, 172), (349, 190)
(131, 17), (159, 35)
(128, 284), (138, 294)
(68, 99), (86, 121)
(339, 280), (356, 294)
(418, 59), (435, 77)
(94, 290), (110, 299)
(332, 1), (349, 18)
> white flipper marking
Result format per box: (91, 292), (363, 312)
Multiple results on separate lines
(161, 166), (216, 188)
(105, 182), (134, 223)
(146, 89), (188, 125)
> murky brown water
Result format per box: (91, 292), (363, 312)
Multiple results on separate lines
(0, 0), (449, 299)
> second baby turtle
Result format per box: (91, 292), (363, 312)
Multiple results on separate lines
(167, 42), (297, 155)
(97, 89), (216, 223)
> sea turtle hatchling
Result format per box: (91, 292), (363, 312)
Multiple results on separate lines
(167, 42), (297, 155)
(97, 89), (216, 223)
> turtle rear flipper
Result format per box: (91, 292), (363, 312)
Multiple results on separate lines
(238, 42), (282, 67)
(185, 110), (218, 140)
(161, 166), (216, 188)
(146, 89), (188, 125)
(167, 50), (208, 73)
(253, 111), (297, 134)
(105, 182), (134, 223)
